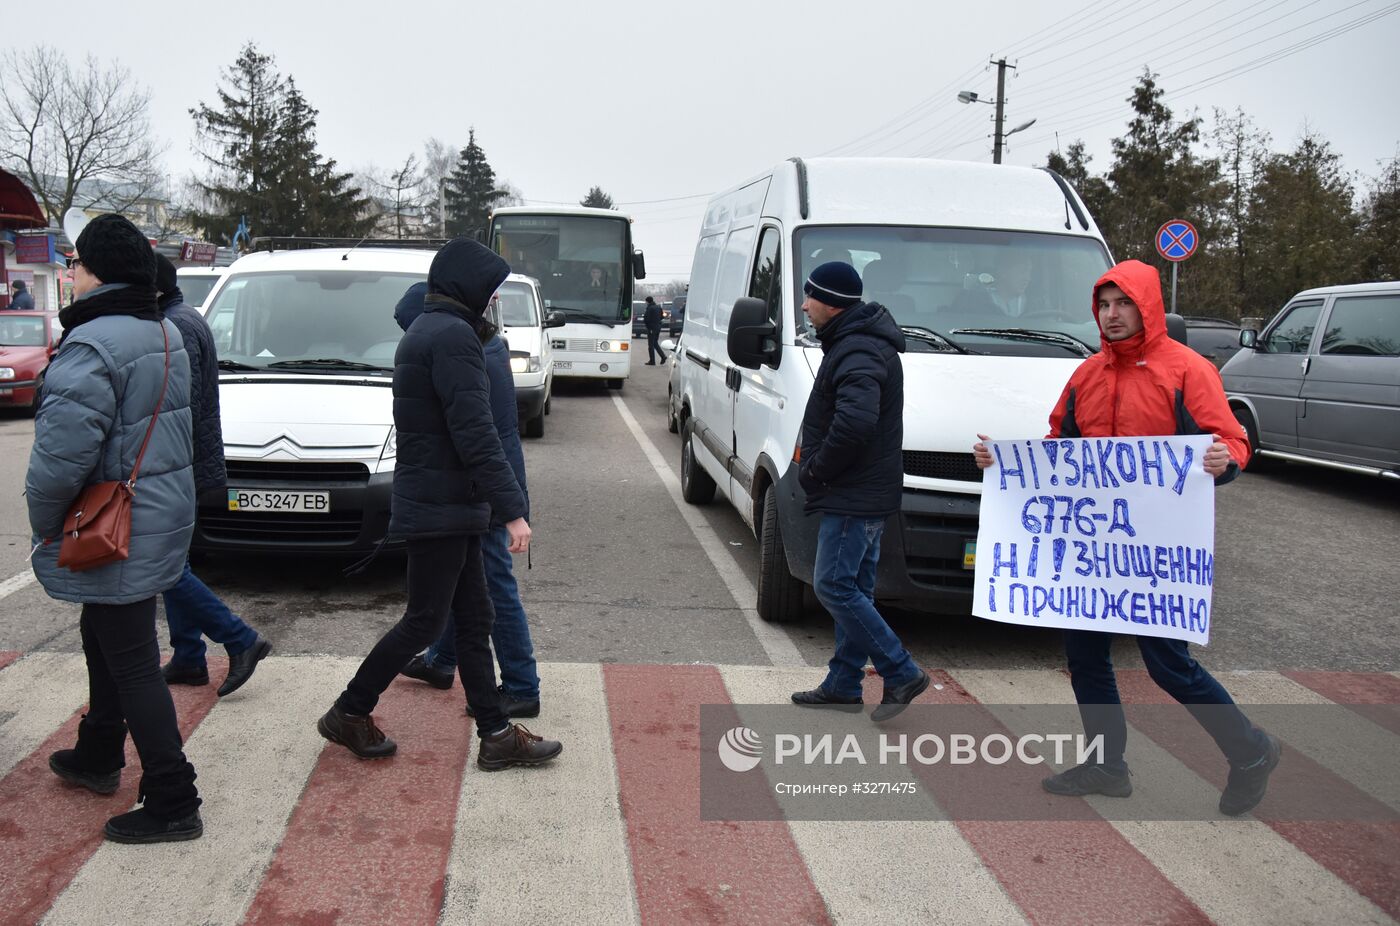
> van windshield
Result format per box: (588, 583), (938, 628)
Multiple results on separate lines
(498, 281), (538, 327)
(793, 226), (1112, 357)
(204, 270), (425, 370)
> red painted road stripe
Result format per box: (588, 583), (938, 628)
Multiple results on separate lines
(242, 676), (472, 926)
(899, 670), (1211, 926)
(604, 663), (832, 926)
(0, 657), (223, 926)
(0, 652), (18, 672)
(1282, 670), (1400, 737)
(1115, 669), (1400, 919)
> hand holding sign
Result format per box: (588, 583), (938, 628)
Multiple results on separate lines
(972, 435), (1217, 646)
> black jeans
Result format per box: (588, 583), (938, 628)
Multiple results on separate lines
(338, 535), (507, 736)
(1064, 629), (1267, 771)
(80, 598), (201, 819)
(646, 328), (666, 363)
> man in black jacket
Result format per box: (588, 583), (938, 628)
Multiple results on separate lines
(643, 296), (666, 365)
(791, 262), (929, 722)
(318, 239), (561, 770)
(154, 255), (271, 698)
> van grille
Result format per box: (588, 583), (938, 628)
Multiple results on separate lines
(903, 451), (981, 483)
(199, 511), (364, 544)
(902, 509), (978, 591)
(225, 461), (370, 484)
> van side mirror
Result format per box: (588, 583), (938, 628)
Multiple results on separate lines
(728, 296), (780, 369)
(544, 311), (566, 329)
(1238, 329), (1258, 349)
(632, 250), (647, 280)
(1165, 313), (1188, 346)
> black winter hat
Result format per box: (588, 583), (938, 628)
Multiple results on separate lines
(74, 213), (156, 287)
(428, 238), (510, 310)
(11, 280), (25, 293)
(803, 261), (862, 309)
(155, 253), (179, 297)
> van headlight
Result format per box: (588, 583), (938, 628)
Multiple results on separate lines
(511, 355), (541, 374)
(380, 426), (397, 461)
(0, 368), (13, 380)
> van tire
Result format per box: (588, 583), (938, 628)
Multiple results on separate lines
(523, 408), (545, 438)
(608, 378), (624, 391)
(1233, 406), (1265, 471)
(681, 419), (716, 504)
(758, 486), (805, 624)
(667, 390), (679, 433)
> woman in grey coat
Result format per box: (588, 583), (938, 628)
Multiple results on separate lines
(27, 214), (203, 844)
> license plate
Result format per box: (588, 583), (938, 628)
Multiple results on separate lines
(0, 388), (12, 396)
(553, 361), (573, 370)
(228, 489), (331, 513)
(963, 541), (977, 570)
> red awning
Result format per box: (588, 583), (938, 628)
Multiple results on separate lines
(0, 169), (46, 231)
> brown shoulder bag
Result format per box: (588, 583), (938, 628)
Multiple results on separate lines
(56, 322), (171, 572)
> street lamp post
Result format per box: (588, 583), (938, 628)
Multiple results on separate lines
(958, 58), (1033, 165)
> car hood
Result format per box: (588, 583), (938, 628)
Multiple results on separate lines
(0, 345), (50, 368)
(219, 376), (393, 462)
(501, 326), (542, 353)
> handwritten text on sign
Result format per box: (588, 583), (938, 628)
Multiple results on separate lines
(972, 436), (1216, 646)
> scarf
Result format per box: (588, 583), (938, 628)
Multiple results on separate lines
(158, 287), (185, 311)
(423, 293), (498, 343)
(58, 283), (162, 350)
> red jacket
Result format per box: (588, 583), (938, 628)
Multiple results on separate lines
(1048, 260), (1250, 478)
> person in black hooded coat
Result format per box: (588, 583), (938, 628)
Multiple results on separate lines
(317, 239), (562, 772)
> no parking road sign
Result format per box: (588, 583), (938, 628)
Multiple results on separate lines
(1156, 220), (1198, 262)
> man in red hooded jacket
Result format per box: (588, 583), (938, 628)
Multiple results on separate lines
(972, 259), (1281, 816)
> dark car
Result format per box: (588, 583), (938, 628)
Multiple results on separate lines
(0, 311), (61, 414)
(1182, 316), (1243, 368)
(631, 299), (671, 337)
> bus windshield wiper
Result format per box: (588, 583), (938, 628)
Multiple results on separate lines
(900, 325), (970, 354)
(949, 327), (1094, 358)
(217, 359), (262, 371)
(264, 358), (390, 371)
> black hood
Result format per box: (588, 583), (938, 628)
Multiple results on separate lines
(394, 282), (429, 332)
(816, 300), (906, 353)
(428, 238), (510, 310)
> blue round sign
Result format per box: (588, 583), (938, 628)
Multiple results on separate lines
(1156, 220), (1198, 262)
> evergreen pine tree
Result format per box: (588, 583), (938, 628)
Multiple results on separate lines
(580, 186), (615, 209)
(443, 129), (505, 237)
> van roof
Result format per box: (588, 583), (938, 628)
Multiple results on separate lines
(707, 157), (1102, 238)
(223, 247), (436, 275)
(1291, 281), (1400, 299)
(492, 205), (630, 221)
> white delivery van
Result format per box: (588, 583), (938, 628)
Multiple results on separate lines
(497, 272), (565, 437)
(674, 157), (1113, 620)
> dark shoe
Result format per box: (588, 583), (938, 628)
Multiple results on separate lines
(791, 687), (864, 712)
(217, 634), (271, 697)
(871, 669), (931, 722)
(400, 654), (454, 691)
(1219, 733), (1282, 816)
(103, 808), (203, 844)
(477, 723), (562, 771)
(644, 361), (656, 365)
(466, 685), (540, 719)
(317, 705), (397, 759)
(1042, 762), (1134, 798)
(49, 750), (121, 795)
(162, 661), (209, 686)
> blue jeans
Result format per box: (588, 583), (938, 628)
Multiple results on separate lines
(425, 525), (540, 700)
(814, 514), (920, 700)
(162, 560), (259, 668)
(1064, 629), (1268, 771)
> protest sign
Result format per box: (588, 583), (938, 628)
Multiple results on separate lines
(972, 435), (1216, 646)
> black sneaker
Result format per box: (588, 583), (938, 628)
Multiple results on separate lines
(1219, 733), (1282, 816)
(162, 661), (209, 686)
(790, 687), (864, 712)
(1042, 762), (1134, 798)
(400, 654), (454, 690)
(104, 808), (203, 844)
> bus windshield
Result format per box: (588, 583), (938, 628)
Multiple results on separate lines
(794, 226), (1113, 357)
(492, 214), (630, 325)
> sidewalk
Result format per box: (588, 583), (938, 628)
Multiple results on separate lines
(0, 653), (1395, 926)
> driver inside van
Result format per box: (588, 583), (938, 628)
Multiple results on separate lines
(953, 250), (1036, 318)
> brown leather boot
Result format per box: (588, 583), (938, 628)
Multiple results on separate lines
(477, 723), (562, 771)
(317, 705), (397, 759)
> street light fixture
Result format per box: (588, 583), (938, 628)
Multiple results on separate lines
(956, 58), (1033, 165)
(1006, 118), (1037, 137)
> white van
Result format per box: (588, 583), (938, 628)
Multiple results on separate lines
(674, 157), (1113, 620)
(176, 266), (226, 308)
(498, 272), (565, 437)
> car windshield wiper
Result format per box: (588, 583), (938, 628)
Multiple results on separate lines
(264, 358), (390, 371)
(217, 359), (262, 371)
(949, 327), (1095, 358)
(900, 325), (970, 354)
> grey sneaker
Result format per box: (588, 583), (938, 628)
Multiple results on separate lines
(1042, 762), (1133, 798)
(1219, 733), (1282, 816)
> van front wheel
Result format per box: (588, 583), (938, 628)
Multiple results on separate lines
(758, 486), (805, 624)
(608, 378), (624, 391)
(681, 419), (716, 504)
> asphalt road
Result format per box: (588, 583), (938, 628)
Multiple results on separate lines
(1, 346), (1396, 673)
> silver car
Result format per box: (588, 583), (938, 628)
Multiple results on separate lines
(1221, 281), (1400, 479)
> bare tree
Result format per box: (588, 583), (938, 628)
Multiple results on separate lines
(369, 154), (427, 238)
(418, 137), (458, 235)
(0, 46), (165, 226)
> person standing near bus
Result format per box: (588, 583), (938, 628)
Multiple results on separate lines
(643, 296), (666, 365)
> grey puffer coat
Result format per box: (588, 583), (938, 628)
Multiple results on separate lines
(27, 315), (195, 604)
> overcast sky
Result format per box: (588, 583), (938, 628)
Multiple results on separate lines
(8, 0), (1397, 278)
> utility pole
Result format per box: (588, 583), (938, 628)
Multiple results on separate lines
(991, 57), (1014, 165)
